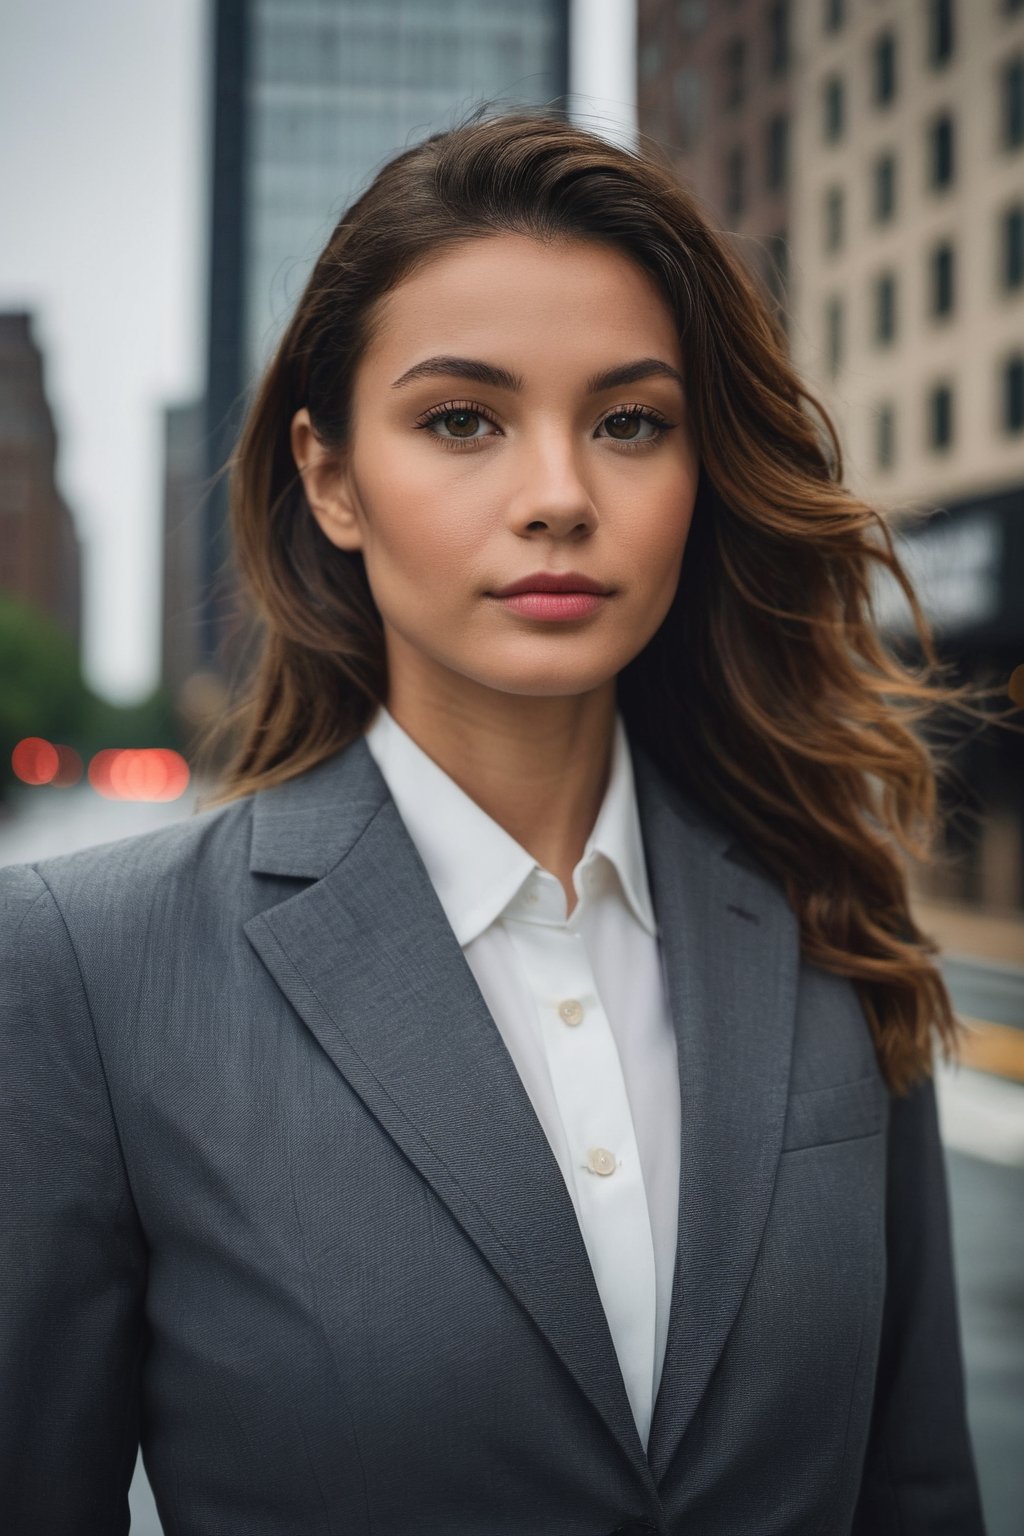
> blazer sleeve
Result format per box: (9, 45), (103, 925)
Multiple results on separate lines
(851, 1072), (987, 1534)
(0, 864), (147, 1535)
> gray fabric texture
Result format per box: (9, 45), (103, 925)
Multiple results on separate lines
(0, 736), (985, 1534)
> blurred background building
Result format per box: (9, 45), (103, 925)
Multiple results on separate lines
(159, 398), (216, 752)
(637, 0), (794, 319)
(0, 312), (81, 647)
(637, 0), (1024, 910)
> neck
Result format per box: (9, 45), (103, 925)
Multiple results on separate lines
(385, 674), (618, 909)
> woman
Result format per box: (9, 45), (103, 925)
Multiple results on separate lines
(1, 112), (987, 1534)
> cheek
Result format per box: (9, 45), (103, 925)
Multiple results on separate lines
(355, 460), (487, 582)
(626, 483), (698, 586)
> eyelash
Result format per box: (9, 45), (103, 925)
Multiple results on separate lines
(413, 399), (676, 453)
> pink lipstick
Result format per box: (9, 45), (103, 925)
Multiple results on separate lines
(488, 571), (613, 622)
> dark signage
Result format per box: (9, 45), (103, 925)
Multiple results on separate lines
(873, 483), (1024, 648)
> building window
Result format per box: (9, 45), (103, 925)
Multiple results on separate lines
(765, 114), (790, 191)
(929, 241), (956, 317)
(761, 230), (790, 314)
(677, 0), (708, 34)
(824, 0), (845, 35)
(823, 75), (845, 143)
(872, 153), (897, 222)
(871, 30), (898, 107)
(824, 185), (845, 253)
(673, 67), (704, 149)
(1001, 55), (1024, 150)
(928, 383), (954, 450)
(723, 37), (747, 110)
(928, 113), (955, 189)
(767, 1), (790, 78)
(1002, 203), (1024, 288)
(927, 0), (955, 68)
(873, 271), (898, 344)
(724, 146), (746, 219)
(1004, 355), (1024, 432)
(875, 402), (896, 469)
(640, 41), (662, 84)
(825, 296), (844, 375)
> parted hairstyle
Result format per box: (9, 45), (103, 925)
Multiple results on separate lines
(207, 107), (990, 1094)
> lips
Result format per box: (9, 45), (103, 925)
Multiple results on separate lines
(488, 572), (612, 597)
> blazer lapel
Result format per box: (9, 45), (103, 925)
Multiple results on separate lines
(633, 749), (800, 1486)
(243, 738), (656, 1496)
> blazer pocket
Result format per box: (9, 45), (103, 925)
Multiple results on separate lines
(781, 1073), (888, 1152)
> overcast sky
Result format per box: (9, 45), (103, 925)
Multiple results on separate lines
(1, 0), (205, 702)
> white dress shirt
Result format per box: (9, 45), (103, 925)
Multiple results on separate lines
(364, 708), (680, 1449)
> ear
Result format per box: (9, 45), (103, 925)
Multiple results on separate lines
(290, 407), (363, 552)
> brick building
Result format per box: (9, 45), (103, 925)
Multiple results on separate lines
(0, 311), (81, 646)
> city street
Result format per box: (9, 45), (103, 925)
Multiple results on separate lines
(5, 0), (1023, 1527)
(2, 783), (1021, 1533)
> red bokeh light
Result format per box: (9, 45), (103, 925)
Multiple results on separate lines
(12, 737), (60, 786)
(88, 748), (190, 802)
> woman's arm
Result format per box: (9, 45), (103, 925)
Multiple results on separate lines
(0, 864), (147, 1535)
(851, 1073), (987, 1534)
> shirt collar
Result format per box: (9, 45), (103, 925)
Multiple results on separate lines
(584, 717), (658, 937)
(363, 707), (657, 946)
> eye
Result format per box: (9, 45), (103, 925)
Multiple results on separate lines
(415, 401), (500, 449)
(596, 405), (675, 447)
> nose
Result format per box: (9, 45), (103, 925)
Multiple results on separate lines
(506, 432), (597, 540)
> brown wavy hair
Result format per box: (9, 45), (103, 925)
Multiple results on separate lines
(205, 107), (997, 1095)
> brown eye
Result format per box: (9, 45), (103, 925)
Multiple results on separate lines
(604, 412), (642, 440)
(442, 410), (480, 438)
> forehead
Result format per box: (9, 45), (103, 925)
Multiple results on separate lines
(361, 233), (682, 380)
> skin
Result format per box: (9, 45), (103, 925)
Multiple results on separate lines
(292, 232), (700, 909)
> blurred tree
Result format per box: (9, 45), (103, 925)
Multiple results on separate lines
(0, 596), (90, 799)
(0, 595), (184, 802)
(80, 685), (182, 756)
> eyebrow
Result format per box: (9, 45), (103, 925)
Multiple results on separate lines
(390, 354), (685, 395)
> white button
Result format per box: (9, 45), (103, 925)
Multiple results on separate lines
(558, 998), (584, 1027)
(587, 1147), (617, 1177)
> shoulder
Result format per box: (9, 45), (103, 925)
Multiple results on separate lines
(0, 795), (256, 955)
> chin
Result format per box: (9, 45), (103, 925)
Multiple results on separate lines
(466, 663), (623, 699)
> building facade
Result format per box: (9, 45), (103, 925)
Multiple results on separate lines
(637, 0), (795, 321)
(787, 0), (1024, 909)
(160, 401), (206, 703)
(788, 0), (1024, 510)
(638, 0), (1024, 909)
(0, 312), (81, 647)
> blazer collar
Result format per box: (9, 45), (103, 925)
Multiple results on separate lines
(245, 733), (798, 1493)
(248, 734), (391, 880)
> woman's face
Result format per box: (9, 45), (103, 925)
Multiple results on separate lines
(292, 233), (700, 710)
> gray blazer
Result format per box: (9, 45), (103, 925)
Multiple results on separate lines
(0, 736), (984, 1535)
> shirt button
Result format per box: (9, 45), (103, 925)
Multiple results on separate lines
(587, 1147), (617, 1177)
(558, 998), (584, 1027)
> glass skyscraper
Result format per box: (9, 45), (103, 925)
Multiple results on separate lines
(247, 0), (567, 372)
(202, 0), (569, 659)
